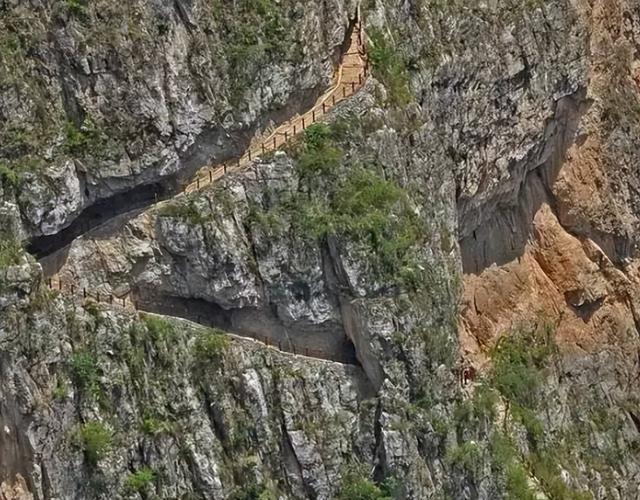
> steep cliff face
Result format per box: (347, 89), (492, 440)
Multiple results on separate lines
(2, 0), (640, 499)
(1, 0), (356, 240)
(0, 259), (376, 499)
(458, 0), (640, 362)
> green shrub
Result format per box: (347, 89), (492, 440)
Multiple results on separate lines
(490, 433), (537, 500)
(490, 323), (556, 409)
(124, 467), (155, 493)
(337, 464), (391, 500)
(512, 405), (545, 450)
(252, 119), (425, 288)
(63, 120), (104, 155)
(157, 199), (207, 225)
(530, 452), (592, 500)
(194, 327), (230, 362)
(143, 315), (176, 341)
(52, 377), (69, 401)
(77, 421), (112, 465)
(367, 29), (411, 106)
(229, 481), (277, 500)
(70, 351), (100, 394)
(141, 415), (174, 436)
(447, 441), (483, 475)
(65, 0), (86, 15)
(295, 123), (343, 181)
(0, 238), (23, 269)
(0, 162), (19, 188)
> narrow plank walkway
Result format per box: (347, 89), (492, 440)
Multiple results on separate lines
(44, 22), (369, 365)
(182, 24), (367, 194)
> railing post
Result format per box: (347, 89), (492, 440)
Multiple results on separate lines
(109, 294), (113, 305)
(302, 118), (305, 130)
(224, 164), (228, 174)
(96, 292), (100, 302)
(312, 110), (316, 122)
(332, 95), (336, 106)
(293, 124), (296, 135)
(359, 73), (362, 85)
(262, 143), (266, 154)
(343, 86), (346, 98)
(248, 150), (252, 161)
(273, 137), (277, 149)
(83, 288), (86, 298)
(48, 278), (52, 288)
(122, 297), (126, 307)
(322, 102), (326, 114)
(197, 178), (200, 189)
(284, 131), (288, 141)
(351, 82), (356, 93)
(59, 280), (62, 291)
(209, 171), (212, 183)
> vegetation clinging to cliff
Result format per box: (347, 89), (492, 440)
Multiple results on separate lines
(249, 122), (425, 289)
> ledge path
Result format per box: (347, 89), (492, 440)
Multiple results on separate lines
(44, 23), (369, 365)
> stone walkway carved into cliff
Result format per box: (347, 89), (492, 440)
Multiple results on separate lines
(41, 22), (368, 366)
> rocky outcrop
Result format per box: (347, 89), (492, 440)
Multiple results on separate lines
(1, 0), (358, 239)
(0, 258), (376, 499)
(2, 0), (640, 498)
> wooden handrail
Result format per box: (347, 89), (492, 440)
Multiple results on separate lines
(45, 23), (369, 366)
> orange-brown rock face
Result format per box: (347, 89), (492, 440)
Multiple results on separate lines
(461, 203), (639, 365)
(460, 0), (640, 368)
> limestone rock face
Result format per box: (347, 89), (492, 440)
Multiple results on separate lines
(2, 0), (640, 498)
(1, 0), (358, 238)
(0, 263), (374, 499)
(19, 160), (85, 236)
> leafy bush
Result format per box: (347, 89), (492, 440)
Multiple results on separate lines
(77, 421), (112, 465)
(65, 0), (86, 16)
(124, 467), (155, 493)
(297, 166), (423, 286)
(490, 323), (556, 409)
(194, 327), (230, 362)
(0, 238), (22, 269)
(229, 482), (277, 500)
(295, 123), (343, 182)
(157, 199), (207, 225)
(447, 441), (483, 476)
(530, 452), (592, 500)
(490, 433), (537, 500)
(143, 315), (176, 341)
(63, 120), (105, 155)
(70, 351), (100, 394)
(337, 464), (391, 500)
(52, 377), (69, 401)
(367, 29), (411, 106)
(251, 119), (425, 288)
(0, 162), (19, 188)
(141, 414), (174, 436)
(209, 0), (297, 105)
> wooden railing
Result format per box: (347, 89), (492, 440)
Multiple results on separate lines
(46, 23), (368, 365)
(45, 276), (357, 364)
(181, 23), (367, 195)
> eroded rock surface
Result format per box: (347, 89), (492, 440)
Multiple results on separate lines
(1, 0), (640, 498)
